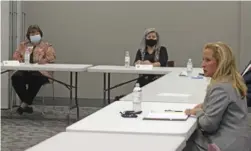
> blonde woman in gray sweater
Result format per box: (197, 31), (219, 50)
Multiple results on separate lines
(184, 42), (250, 151)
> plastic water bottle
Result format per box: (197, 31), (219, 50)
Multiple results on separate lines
(24, 48), (30, 64)
(125, 51), (130, 68)
(133, 83), (142, 112)
(187, 58), (193, 76)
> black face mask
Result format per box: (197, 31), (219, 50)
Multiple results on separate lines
(145, 39), (157, 47)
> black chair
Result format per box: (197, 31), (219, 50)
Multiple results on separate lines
(167, 60), (175, 67)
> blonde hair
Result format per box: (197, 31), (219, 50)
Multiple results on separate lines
(204, 42), (247, 98)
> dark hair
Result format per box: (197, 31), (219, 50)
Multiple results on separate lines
(26, 25), (43, 41)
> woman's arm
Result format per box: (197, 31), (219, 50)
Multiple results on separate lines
(194, 103), (203, 109)
(152, 46), (168, 67)
(13, 42), (26, 62)
(197, 85), (230, 133)
(45, 46), (56, 63)
(134, 49), (142, 65)
(39, 45), (56, 64)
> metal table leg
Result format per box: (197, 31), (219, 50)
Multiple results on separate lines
(67, 72), (73, 123)
(103, 73), (107, 106)
(74, 72), (79, 120)
(107, 73), (111, 104)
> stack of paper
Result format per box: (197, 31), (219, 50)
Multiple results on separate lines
(143, 112), (188, 121)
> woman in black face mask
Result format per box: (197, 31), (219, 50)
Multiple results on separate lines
(134, 28), (168, 87)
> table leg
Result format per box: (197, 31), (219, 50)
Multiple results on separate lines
(10, 77), (14, 114)
(103, 73), (106, 106)
(70, 72), (73, 101)
(107, 73), (111, 104)
(75, 72), (79, 120)
(67, 72), (73, 123)
(9, 72), (13, 111)
(9, 71), (17, 116)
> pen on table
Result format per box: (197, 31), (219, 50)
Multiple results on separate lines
(164, 109), (183, 112)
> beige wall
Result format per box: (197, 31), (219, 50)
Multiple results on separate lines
(240, 2), (251, 71)
(22, 1), (249, 99)
(1, 1), (10, 108)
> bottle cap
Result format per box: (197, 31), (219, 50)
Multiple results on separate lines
(135, 83), (140, 87)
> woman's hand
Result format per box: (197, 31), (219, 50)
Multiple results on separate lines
(36, 49), (45, 57)
(185, 108), (202, 116)
(38, 59), (47, 64)
(194, 103), (203, 109)
(142, 60), (152, 65)
(152, 62), (161, 67)
(185, 103), (203, 115)
(135, 60), (142, 65)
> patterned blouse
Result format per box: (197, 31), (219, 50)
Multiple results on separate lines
(13, 40), (56, 79)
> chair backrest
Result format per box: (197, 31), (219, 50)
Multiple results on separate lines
(167, 60), (175, 67)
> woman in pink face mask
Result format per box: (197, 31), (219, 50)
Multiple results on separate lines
(12, 25), (56, 115)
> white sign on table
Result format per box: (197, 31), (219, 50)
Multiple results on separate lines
(135, 64), (153, 70)
(2, 60), (20, 66)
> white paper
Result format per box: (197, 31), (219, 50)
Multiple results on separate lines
(135, 64), (153, 70)
(157, 93), (191, 97)
(144, 112), (188, 120)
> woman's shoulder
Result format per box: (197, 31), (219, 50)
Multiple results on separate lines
(208, 82), (233, 93)
(208, 82), (242, 101)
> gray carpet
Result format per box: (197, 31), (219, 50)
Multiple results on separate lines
(1, 106), (251, 151)
(1, 106), (100, 151)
